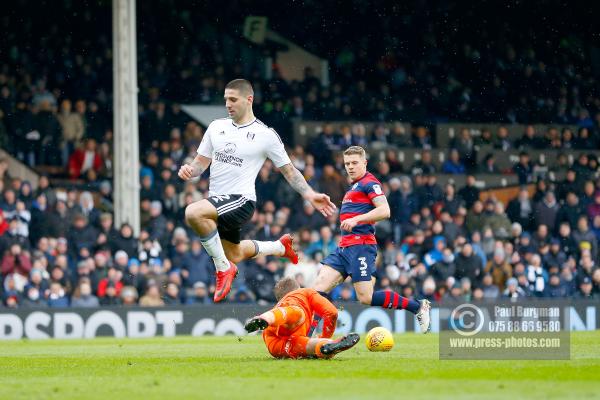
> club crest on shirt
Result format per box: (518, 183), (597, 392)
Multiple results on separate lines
(224, 143), (237, 154)
(246, 132), (255, 141)
(352, 183), (359, 190)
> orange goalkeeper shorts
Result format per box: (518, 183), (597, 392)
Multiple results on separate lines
(263, 330), (310, 359)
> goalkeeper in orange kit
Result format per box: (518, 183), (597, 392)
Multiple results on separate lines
(244, 277), (359, 359)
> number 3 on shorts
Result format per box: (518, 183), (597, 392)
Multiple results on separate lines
(358, 256), (368, 277)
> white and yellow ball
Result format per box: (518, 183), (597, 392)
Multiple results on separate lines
(365, 327), (394, 352)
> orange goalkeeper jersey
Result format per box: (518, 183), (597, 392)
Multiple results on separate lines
(264, 288), (338, 339)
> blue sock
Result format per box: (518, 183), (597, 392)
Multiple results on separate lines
(371, 290), (420, 314)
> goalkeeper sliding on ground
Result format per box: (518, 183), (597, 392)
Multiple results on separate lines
(244, 277), (359, 359)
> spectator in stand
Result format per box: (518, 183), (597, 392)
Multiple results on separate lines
(388, 177), (420, 243)
(526, 254), (547, 297)
(121, 286), (139, 306)
(79, 191), (101, 228)
(506, 188), (533, 233)
(451, 128), (476, 171)
(556, 192), (584, 229)
(57, 99), (85, 166)
(411, 150), (437, 176)
(478, 153), (500, 174)
(454, 243), (482, 284)
(181, 238), (212, 290)
(503, 277), (526, 299)
(305, 226), (337, 258)
(186, 281), (211, 304)
(245, 257), (282, 304)
(572, 216), (598, 261)
(513, 151), (535, 185)
(318, 165), (347, 206)
(21, 284), (48, 308)
(458, 175), (480, 210)
(310, 124), (340, 167)
(412, 126), (432, 149)
(493, 127), (513, 151)
(97, 265), (124, 299)
(164, 282), (182, 305)
(586, 192), (600, 222)
(289, 201), (324, 232)
(35, 100), (62, 166)
(70, 278), (100, 308)
(66, 214), (98, 259)
(480, 273), (500, 299)
(109, 223), (138, 259)
(442, 149), (466, 174)
(557, 169), (580, 202)
(139, 280), (165, 307)
(576, 276), (597, 299)
(68, 138), (103, 180)
(534, 191), (559, 232)
(389, 123), (411, 147)
(575, 127), (597, 149)
(47, 281), (69, 308)
(385, 150), (403, 174)
(516, 125), (544, 150)
(1, 243), (32, 292)
(145, 201), (169, 247)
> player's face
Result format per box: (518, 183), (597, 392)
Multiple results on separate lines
(224, 88), (252, 121)
(344, 154), (367, 181)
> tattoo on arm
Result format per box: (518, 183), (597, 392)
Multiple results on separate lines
(372, 196), (388, 207)
(191, 156), (211, 177)
(371, 195), (391, 220)
(280, 163), (312, 197)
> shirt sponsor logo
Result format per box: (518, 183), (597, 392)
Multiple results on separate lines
(214, 151), (243, 167)
(224, 143), (237, 154)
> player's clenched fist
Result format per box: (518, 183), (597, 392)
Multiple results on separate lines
(178, 164), (196, 180)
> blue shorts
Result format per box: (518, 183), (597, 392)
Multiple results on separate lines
(321, 245), (377, 282)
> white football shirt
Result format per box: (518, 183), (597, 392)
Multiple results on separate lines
(197, 118), (291, 201)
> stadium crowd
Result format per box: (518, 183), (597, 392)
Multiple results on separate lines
(1, 120), (600, 309)
(1, 0), (600, 307)
(1, 0), (600, 168)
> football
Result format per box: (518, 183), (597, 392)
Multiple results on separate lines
(365, 327), (394, 352)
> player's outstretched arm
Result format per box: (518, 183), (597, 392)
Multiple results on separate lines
(309, 291), (338, 339)
(340, 195), (391, 231)
(279, 163), (336, 217)
(178, 154), (211, 181)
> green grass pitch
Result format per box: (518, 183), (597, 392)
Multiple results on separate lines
(1, 331), (599, 400)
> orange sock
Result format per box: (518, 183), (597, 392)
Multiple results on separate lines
(271, 306), (304, 328)
(314, 339), (333, 359)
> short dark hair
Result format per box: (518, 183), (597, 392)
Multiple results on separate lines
(273, 277), (300, 301)
(225, 79), (254, 96)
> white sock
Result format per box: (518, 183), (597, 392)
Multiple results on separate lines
(253, 240), (285, 257)
(200, 230), (230, 272)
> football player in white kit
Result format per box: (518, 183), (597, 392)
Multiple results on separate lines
(178, 79), (336, 302)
